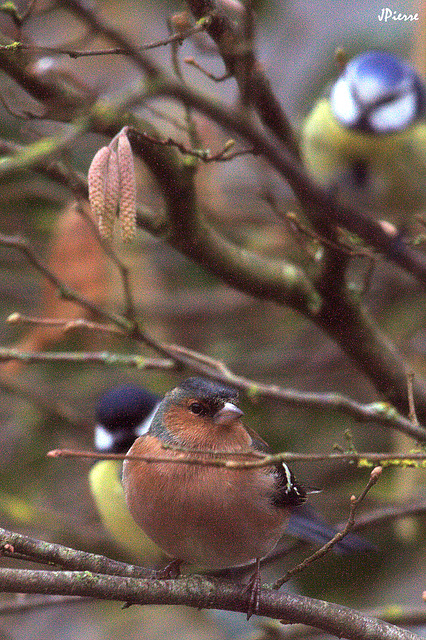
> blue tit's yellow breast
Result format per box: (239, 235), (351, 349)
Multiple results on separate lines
(88, 460), (163, 563)
(301, 99), (426, 217)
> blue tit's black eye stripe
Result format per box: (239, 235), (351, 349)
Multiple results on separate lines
(271, 462), (307, 508)
(330, 51), (425, 134)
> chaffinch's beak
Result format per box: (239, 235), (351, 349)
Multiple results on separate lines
(213, 402), (244, 426)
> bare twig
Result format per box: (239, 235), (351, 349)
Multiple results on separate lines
(71, 200), (139, 322)
(3, 324), (426, 441)
(0, 347), (174, 370)
(0, 229), (422, 441)
(47, 447), (426, 470)
(406, 371), (420, 428)
(0, 233), (177, 360)
(7, 313), (124, 336)
(218, 497), (426, 579)
(272, 467), (383, 589)
(0, 19), (211, 58)
(136, 130), (254, 162)
(184, 56), (231, 81)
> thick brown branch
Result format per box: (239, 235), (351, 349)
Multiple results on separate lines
(0, 528), (153, 578)
(0, 566), (418, 640)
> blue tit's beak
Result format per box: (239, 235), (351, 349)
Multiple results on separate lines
(213, 402), (244, 426)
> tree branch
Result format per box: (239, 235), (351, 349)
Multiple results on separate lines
(0, 347), (174, 371)
(48, 447), (426, 470)
(0, 528), (153, 578)
(0, 566), (418, 640)
(1, 525), (417, 638)
(272, 467), (382, 588)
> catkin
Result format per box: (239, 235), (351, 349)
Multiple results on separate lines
(117, 131), (137, 242)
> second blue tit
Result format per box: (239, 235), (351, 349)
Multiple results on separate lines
(301, 50), (426, 225)
(88, 384), (164, 563)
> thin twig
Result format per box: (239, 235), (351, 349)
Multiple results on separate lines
(0, 229), (421, 438)
(0, 348), (174, 370)
(7, 313), (125, 336)
(47, 447), (426, 469)
(6, 312), (126, 336)
(0, 20), (211, 58)
(0, 233), (177, 360)
(71, 199), (138, 322)
(220, 497), (426, 580)
(2, 324), (426, 442)
(184, 56), (231, 81)
(136, 130), (254, 162)
(272, 467), (383, 589)
(406, 371), (420, 428)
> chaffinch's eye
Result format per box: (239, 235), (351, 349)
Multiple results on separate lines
(189, 402), (205, 415)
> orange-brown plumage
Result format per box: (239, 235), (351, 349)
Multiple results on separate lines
(121, 377), (373, 617)
(122, 377), (304, 571)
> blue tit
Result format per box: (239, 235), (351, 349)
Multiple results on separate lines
(301, 51), (426, 226)
(88, 384), (164, 563)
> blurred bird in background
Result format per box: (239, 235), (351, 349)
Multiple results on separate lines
(301, 50), (426, 228)
(88, 384), (164, 563)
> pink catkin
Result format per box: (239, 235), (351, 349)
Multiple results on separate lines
(88, 146), (110, 228)
(117, 132), (137, 241)
(101, 150), (120, 239)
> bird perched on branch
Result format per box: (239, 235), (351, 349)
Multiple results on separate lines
(122, 376), (372, 616)
(88, 384), (163, 562)
(301, 50), (426, 227)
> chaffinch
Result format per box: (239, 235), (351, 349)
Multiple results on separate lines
(88, 384), (163, 562)
(122, 377), (372, 615)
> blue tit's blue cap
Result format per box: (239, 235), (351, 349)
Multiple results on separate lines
(95, 384), (161, 452)
(331, 50), (426, 133)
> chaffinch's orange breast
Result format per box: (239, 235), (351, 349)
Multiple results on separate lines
(122, 435), (289, 568)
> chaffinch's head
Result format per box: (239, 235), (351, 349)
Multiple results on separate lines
(149, 377), (251, 450)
